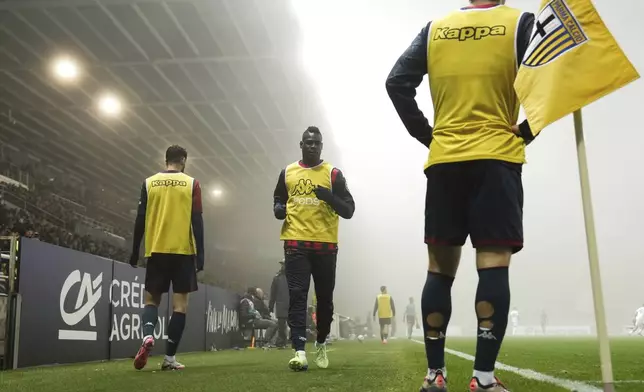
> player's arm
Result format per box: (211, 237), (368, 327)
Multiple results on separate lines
(514, 12), (538, 145)
(314, 168), (355, 219)
(390, 297), (396, 317)
(192, 180), (205, 272)
(273, 169), (287, 220)
(129, 182), (147, 266)
(385, 22), (433, 148)
(373, 298), (379, 319)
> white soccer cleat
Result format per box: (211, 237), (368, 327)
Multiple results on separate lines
(288, 350), (308, 372)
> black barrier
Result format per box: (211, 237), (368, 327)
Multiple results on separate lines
(205, 285), (241, 351)
(15, 239), (241, 368)
(18, 240), (112, 367)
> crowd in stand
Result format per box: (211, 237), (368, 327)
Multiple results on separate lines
(0, 193), (129, 262)
(0, 154), (271, 295)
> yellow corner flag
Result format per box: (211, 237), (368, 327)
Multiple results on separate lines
(514, 0), (640, 136)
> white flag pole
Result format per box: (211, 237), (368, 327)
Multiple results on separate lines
(573, 109), (615, 392)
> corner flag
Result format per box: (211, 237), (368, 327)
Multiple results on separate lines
(514, 2), (639, 391)
(514, 0), (639, 135)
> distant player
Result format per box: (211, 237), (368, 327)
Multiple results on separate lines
(273, 126), (355, 371)
(540, 310), (548, 335)
(509, 308), (519, 336)
(404, 297), (420, 339)
(630, 305), (644, 336)
(373, 286), (396, 343)
(129, 145), (205, 371)
(386, 0), (535, 390)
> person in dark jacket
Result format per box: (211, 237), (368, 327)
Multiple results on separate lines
(269, 260), (289, 348)
(239, 287), (278, 345)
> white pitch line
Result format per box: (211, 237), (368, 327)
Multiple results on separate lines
(411, 340), (601, 392)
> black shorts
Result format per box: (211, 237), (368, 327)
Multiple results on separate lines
(145, 253), (198, 294)
(424, 160), (524, 253)
(379, 318), (392, 326)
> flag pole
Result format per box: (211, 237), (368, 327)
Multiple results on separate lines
(573, 109), (615, 392)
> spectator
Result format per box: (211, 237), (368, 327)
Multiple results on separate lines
(269, 260), (289, 348)
(239, 287), (278, 346)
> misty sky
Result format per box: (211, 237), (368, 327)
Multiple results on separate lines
(290, 0), (644, 334)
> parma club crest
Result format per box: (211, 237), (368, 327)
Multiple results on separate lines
(522, 0), (589, 68)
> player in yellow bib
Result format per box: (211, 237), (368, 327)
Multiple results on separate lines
(129, 145), (205, 372)
(372, 286), (396, 344)
(273, 126), (355, 372)
(386, 1), (535, 391)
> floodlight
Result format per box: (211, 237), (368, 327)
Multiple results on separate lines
(97, 93), (122, 117)
(51, 56), (80, 82)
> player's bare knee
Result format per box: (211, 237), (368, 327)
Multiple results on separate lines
(476, 247), (512, 269)
(172, 293), (189, 313)
(145, 291), (162, 306)
(427, 245), (461, 277)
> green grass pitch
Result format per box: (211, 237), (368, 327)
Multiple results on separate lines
(1, 337), (642, 391)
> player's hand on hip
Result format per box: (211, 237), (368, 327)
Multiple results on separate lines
(511, 124), (521, 135)
(129, 253), (138, 268)
(314, 186), (333, 202)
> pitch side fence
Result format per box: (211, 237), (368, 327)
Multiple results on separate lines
(1, 237), (242, 369)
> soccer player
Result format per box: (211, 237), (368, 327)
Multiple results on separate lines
(273, 126), (355, 371)
(129, 145), (205, 371)
(540, 310), (548, 335)
(509, 307), (520, 336)
(373, 286), (396, 344)
(630, 305), (644, 336)
(404, 297), (420, 340)
(386, 0), (535, 391)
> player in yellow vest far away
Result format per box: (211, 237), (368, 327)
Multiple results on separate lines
(373, 286), (396, 344)
(273, 126), (355, 372)
(129, 145), (205, 372)
(386, 0), (535, 391)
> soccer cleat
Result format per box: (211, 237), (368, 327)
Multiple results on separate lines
(315, 342), (329, 369)
(133, 336), (155, 370)
(288, 351), (309, 372)
(419, 370), (448, 392)
(382, 338), (388, 344)
(469, 377), (510, 392)
(161, 359), (186, 371)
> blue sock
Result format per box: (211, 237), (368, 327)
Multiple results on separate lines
(474, 267), (510, 372)
(166, 312), (186, 357)
(422, 271), (454, 369)
(141, 305), (158, 338)
(291, 328), (306, 351)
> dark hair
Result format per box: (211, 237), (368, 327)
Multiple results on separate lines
(302, 126), (322, 139)
(380, 286), (386, 292)
(165, 145), (187, 164)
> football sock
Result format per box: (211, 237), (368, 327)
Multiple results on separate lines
(422, 271), (454, 369)
(166, 312), (186, 356)
(474, 267), (510, 372)
(141, 305), (158, 339)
